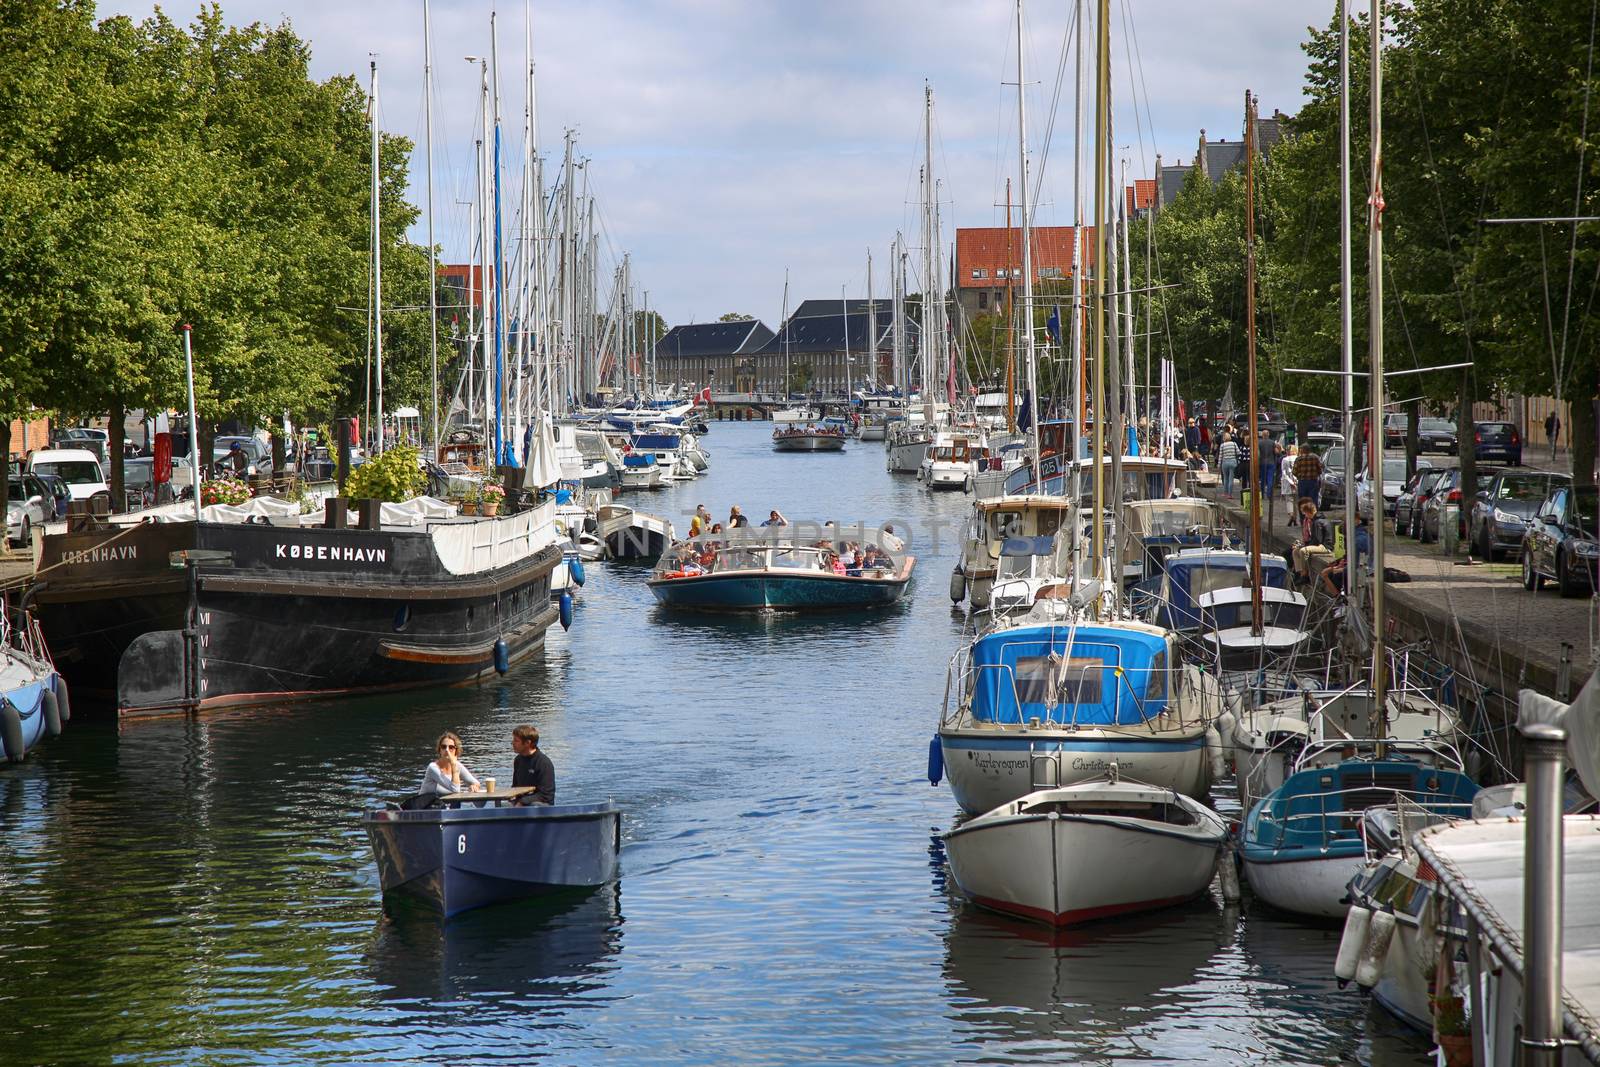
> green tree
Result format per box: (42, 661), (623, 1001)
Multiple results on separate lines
(717, 312), (753, 322)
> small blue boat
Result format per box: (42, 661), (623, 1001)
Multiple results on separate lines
(1134, 548), (1293, 632)
(1239, 757), (1479, 919)
(1, 614), (69, 763)
(649, 536), (913, 611)
(363, 795), (622, 918)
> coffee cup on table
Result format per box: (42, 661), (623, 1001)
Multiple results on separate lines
(484, 777), (497, 793)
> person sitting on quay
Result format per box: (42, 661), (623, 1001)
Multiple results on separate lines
(510, 724), (556, 806)
(1289, 497), (1333, 584)
(420, 731), (481, 796)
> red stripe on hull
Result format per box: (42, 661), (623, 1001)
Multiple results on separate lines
(968, 891), (1201, 927)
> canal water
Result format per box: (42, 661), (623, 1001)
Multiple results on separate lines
(0, 421), (1430, 1065)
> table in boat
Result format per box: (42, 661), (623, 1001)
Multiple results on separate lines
(436, 787), (539, 807)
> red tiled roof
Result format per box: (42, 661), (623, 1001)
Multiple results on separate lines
(440, 263), (487, 308)
(954, 226), (1100, 288)
(1125, 179), (1156, 215)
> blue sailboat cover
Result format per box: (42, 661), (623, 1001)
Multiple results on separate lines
(968, 625), (1169, 727)
(622, 453), (658, 468)
(632, 431), (682, 450)
(1161, 550), (1290, 630)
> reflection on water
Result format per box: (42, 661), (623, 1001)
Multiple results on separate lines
(0, 423), (1434, 1065)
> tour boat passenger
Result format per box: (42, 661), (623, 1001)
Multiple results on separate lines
(510, 724), (556, 806)
(420, 732), (481, 796)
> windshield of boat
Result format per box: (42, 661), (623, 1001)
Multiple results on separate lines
(1185, 565), (1252, 601)
(1135, 504), (1211, 536)
(1498, 473), (1557, 501)
(1014, 654), (1103, 707)
(32, 461), (100, 485)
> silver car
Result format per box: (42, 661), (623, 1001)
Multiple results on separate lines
(6, 477), (49, 547)
(1357, 457), (1432, 518)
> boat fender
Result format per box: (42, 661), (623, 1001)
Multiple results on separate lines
(949, 569), (966, 603)
(1354, 907), (1397, 990)
(1215, 709), (1237, 744)
(54, 678), (70, 722)
(927, 736), (944, 786)
(1333, 903), (1373, 987)
(558, 592), (574, 631)
(964, 475), (974, 494)
(1215, 846), (1242, 905)
(493, 638), (511, 675)
(569, 559), (587, 587)
(42, 689), (62, 738)
(0, 701), (23, 763)
(1204, 725), (1227, 781)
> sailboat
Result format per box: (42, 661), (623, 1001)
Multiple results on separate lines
(1234, 59), (1474, 917)
(887, 86), (943, 475)
(935, 0), (1220, 817)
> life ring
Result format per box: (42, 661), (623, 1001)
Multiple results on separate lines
(662, 570), (689, 580)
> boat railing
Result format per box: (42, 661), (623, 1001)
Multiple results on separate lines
(1261, 786), (1477, 853)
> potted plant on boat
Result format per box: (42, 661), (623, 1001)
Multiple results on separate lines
(200, 477), (251, 507)
(459, 485), (480, 516)
(479, 481), (505, 517)
(343, 444), (426, 503)
(1432, 993), (1471, 1066)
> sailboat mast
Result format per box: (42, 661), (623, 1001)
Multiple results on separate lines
(891, 238), (905, 395)
(1120, 158), (1136, 439)
(1339, 0), (1358, 622)
(1005, 179), (1015, 434)
(490, 13), (508, 465)
(1245, 90), (1262, 634)
(1071, 0), (1086, 459)
(423, 1), (439, 460)
(1015, 0), (1040, 469)
(1368, 0), (1388, 717)
(369, 60), (384, 455)
(921, 85), (935, 424)
(1091, 0), (1109, 572)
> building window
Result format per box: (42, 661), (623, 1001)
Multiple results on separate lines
(978, 290), (989, 310)
(972, 268), (987, 279)
(1040, 266), (1063, 279)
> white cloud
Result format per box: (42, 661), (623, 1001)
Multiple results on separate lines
(97, 0), (1321, 326)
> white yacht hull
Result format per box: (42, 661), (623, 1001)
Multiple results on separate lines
(887, 439), (927, 473)
(944, 786), (1224, 926)
(939, 727), (1212, 815)
(1241, 853), (1363, 920)
(921, 461), (972, 490)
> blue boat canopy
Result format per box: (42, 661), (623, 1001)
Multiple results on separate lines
(622, 454), (657, 468)
(632, 432), (682, 449)
(967, 624), (1170, 727)
(1000, 535), (1055, 557)
(1160, 550), (1290, 630)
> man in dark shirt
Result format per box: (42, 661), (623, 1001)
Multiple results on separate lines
(510, 724), (556, 805)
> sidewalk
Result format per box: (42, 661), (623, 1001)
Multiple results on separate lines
(1203, 483), (1597, 704)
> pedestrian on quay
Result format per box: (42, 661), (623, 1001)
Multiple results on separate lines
(1258, 431), (1281, 526)
(1546, 410), (1561, 460)
(1292, 443), (1324, 512)
(1280, 445), (1299, 524)
(1217, 430), (1239, 497)
(1185, 417), (1201, 454)
(1198, 418), (1212, 458)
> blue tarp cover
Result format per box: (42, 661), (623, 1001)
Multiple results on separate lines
(1000, 536), (1055, 557)
(622, 454), (657, 468)
(1161, 550), (1290, 629)
(968, 624), (1169, 726)
(632, 432), (681, 449)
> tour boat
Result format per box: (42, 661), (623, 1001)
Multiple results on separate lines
(918, 429), (988, 491)
(772, 425), (846, 453)
(934, 620), (1221, 815)
(648, 532), (913, 612)
(944, 769), (1227, 927)
(363, 791), (621, 919)
(33, 495), (564, 714)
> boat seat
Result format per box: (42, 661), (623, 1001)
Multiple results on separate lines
(398, 792), (442, 811)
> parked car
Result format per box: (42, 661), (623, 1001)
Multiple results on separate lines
(52, 427), (109, 463)
(1303, 431), (1345, 457)
(1395, 466), (1446, 536)
(122, 456), (157, 510)
(1469, 470), (1571, 560)
(28, 448), (110, 506)
(1320, 447), (1349, 508)
(1383, 413), (1410, 449)
(1473, 421), (1522, 465)
(34, 473), (72, 520)
(1420, 466), (1502, 543)
(1416, 417), (1458, 454)
(1522, 485), (1599, 596)
(211, 435), (273, 477)
(1356, 457), (1430, 518)
(6, 477), (50, 547)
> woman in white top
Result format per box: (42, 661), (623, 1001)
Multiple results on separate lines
(420, 731), (482, 796)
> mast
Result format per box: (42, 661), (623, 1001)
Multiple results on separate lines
(891, 236), (906, 395)
(423, 1), (439, 460)
(1339, 0), (1359, 624)
(1091, 0), (1109, 575)
(1246, 90), (1262, 634)
(1368, 0), (1388, 719)
(1005, 179), (1016, 433)
(1015, 0), (1040, 470)
(477, 58), (492, 443)
(921, 85), (936, 424)
(842, 284), (851, 401)
(782, 269), (791, 399)
(1120, 156), (1136, 447)
(490, 13), (508, 465)
(369, 60), (384, 455)
(867, 248), (876, 390)
(1071, 0), (1087, 460)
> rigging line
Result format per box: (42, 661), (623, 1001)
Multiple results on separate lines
(1115, 0), (1151, 177)
(1558, 0), (1600, 389)
(1032, 0), (1082, 227)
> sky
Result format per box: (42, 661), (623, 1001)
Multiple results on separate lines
(99, 0), (1326, 328)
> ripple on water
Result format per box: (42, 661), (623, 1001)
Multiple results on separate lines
(0, 424), (1431, 1065)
